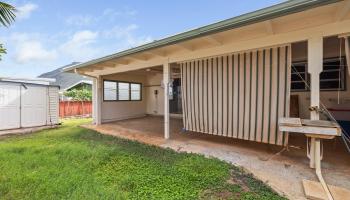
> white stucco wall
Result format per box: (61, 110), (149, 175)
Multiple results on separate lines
(99, 70), (168, 123)
(100, 73), (147, 123)
(145, 73), (164, 115)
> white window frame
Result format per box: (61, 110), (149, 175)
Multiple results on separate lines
(103, 80), (142, 101)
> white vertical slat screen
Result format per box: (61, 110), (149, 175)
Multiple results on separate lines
(180, 45), (291, 145)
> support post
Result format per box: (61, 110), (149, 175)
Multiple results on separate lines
(163, 61), (170, 139)
(307, 36), (323, 168)
(92, 76), (102, 125)
(307, 36), (334, 200)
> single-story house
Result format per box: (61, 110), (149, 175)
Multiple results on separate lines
(39, 62), (92, 100)
(65, 0), (350, 145)
(65, 0), (350, 197)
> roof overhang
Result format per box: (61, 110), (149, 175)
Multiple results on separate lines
(64, 0), (350, 77)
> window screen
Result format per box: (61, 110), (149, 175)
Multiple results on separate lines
(103, 81), (117, 100)
(130, 83), (141, 100)
(291, 62), (309, 91)
(118, 82), (130, 100)
(103, 80), (142, 101)
(291, 57), (346, 91)
(320, 58), (346, 91)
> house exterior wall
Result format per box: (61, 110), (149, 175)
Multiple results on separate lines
(291, 39), (350, 121)
(145, 73), (164, 115)
(100, 73), (147, 123)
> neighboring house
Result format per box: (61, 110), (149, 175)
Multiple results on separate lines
(39, 62), (92, 100)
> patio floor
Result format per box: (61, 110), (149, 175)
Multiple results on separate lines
(83, 116), (350, 200)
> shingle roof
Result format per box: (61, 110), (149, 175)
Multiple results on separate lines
(38, 62), (92, 91)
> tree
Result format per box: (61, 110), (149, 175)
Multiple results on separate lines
(0, 2), (16, 60)
(0, 2), (16, 27)
(0, 44), (5, 58)
(63, 89), (92, 101)
(63, 89), (92, 116)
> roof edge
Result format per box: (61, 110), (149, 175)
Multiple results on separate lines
(0, 76), (56, 83)
(64, 0), (341, 72)
(62, 80), (93, 91)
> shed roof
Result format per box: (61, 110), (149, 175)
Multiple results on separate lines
(0, 76), (56, 86)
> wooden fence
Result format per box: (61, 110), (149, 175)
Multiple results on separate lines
(59, 101), (92, 118)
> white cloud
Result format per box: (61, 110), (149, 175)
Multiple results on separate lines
(103, 24), (153, 49)
(65, 7), (137, 27)
(102, 7), (137, 19)
(16, 3), (38, 20)
(68, 30), (98, 45)
(65, 15), (94, 26)
(60, 30), (99, 61)
(5, 23), (152, 67)
(102, 24), (138, 39)
(15, 41), (57, 63)
(9, 33), (57, 64)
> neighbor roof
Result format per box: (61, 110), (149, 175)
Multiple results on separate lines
(64, 0), (341, 72)
(39, 62), (92, 90)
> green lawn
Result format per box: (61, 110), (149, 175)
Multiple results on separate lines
(0, 119), (285, 200)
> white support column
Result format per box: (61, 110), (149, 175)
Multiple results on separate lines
(307, 36), (323, 168)
(92, 76), (102, 125)
(163, 61), (170, 139)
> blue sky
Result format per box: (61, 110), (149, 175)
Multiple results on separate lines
(0, 0), (283, 78)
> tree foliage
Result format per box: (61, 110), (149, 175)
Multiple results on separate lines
(0, 1), (16, 60)
(64, 89), (92, 101)
(0, 44), (5, 60)
(0, 2), (16, 27)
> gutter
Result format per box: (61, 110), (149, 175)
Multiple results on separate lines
(64, 0), (341, 72)
(0, 76), (56, 85)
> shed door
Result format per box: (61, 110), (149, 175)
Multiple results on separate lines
(0, 84), (21, 130)
(21, 85), (47, 127)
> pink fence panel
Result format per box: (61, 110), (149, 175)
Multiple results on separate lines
(59, 101), (92, 118)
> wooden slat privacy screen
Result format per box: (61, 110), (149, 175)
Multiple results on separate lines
(180, 45), (291, 145)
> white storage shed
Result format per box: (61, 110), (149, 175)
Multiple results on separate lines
(0, 77), (59, 130)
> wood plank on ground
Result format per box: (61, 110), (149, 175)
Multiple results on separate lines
(303, 179), (350, 200)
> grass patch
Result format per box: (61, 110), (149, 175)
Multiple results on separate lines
(0, 119), (286, 200)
